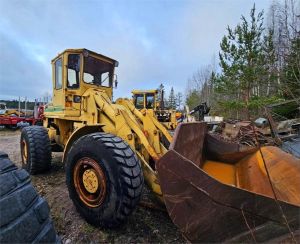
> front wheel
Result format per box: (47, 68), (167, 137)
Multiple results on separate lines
(65, 132), (144, 227)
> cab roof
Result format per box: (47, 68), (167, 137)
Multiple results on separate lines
(132, 89), (158, 95)
(51, 48), (118, 66)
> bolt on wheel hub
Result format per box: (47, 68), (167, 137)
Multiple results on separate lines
(82, 169), (99, 193)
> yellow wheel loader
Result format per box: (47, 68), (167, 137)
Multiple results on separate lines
(131, 89), (181, 130)
(20, 49), (300, 242)
(0, 103), (7, 115)
(0, 102), (24, 117)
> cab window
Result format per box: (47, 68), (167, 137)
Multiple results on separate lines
(134, 95), (144, 109)
(55, 58), (62, 89)
(146, 94), (154, 109)
(67, 54), (80, 89)
(83, 56), (113, 87)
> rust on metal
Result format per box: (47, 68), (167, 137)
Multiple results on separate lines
(169, 122), (207, 167)
(265, 106), (283, 145)
(157, 122), (300, 242)
(205, 133), (257, 163)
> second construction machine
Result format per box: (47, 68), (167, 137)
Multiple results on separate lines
(132, 89), (181, 129)
(20, 49), (300, 242)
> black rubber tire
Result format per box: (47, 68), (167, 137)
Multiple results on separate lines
(20, 126), (52, 174)
(0, 152), (60, 243)
(65, 132), (144, 227)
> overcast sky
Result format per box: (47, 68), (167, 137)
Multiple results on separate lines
(0, 0), (271, 101)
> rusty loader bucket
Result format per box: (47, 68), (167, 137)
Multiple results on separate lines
(157, 122), (300, 242)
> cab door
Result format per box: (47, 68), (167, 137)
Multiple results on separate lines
(52, 57), (65, 112)
(64, 53), (82, 117)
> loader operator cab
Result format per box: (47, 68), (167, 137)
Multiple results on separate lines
(131, 89), (177, 129)
(50, 49), (118, 112)
(132, 90), (158, 110)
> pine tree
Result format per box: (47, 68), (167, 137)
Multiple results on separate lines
(168, 87), (176, 110)
(282, 37), (300, 99)
(214, 4), (278, 119)
(262, 29), (278, 96)
(185, 90), (200, 110)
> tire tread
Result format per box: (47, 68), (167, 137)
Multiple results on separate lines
(21, 126), (52, 174)
(66, 132), (144, 227)
(0, 153), (59, 243)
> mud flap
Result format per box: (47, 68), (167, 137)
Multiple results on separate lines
(156, 122), (300, 242)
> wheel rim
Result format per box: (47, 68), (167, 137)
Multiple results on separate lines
(73, 157), (107, 208)
(21, 139), (28, 163)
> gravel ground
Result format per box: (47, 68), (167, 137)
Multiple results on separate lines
(0, 128), (184, 243)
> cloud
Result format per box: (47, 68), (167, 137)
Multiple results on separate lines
(0, 0), (271, 101)
(0, 31), (51, 99)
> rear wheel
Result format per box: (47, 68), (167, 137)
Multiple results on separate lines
(20, 126), (52, 174)
(65, 132), (144, 227)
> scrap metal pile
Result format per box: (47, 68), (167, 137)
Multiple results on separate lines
(211, 121), (274, 147)
(206, 99), (300, 159)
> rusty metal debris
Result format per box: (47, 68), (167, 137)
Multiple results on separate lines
(210, 121), (275, 147)
(265, 99), (300, 158)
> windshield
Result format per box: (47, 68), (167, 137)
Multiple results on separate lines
(146, 94), (155, 109)
(83, 56), (113, 87)
(134, 95), (144, 109)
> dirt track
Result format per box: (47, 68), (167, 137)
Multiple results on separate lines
(0, 129), (184, 243)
